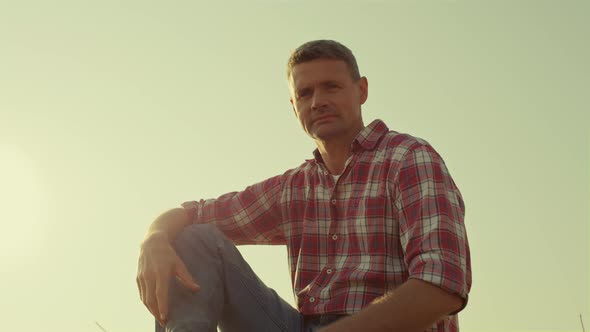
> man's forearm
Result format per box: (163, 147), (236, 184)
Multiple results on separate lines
(144, 207), (192, 242)
(319, 279), (464, 332)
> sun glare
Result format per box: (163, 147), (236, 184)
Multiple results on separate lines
(0, 144), (48, 263)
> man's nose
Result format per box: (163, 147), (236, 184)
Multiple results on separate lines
(311, 91), (329, 111)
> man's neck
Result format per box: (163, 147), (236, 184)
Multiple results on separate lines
(315, 130), (362, 175)
(316, 141), (351, 175)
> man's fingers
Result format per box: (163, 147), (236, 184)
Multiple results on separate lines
(175, 261), (200, 291)
(144, 278), (161, 322)
(155, 280), (169, 322)
(138, 277), (153, 316)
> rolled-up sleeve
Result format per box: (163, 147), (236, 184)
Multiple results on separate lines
(393, 144), (472, 314)
(181, 174), (286, 245)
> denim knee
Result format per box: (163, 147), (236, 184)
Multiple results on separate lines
(166, 319), (213, 332)
(173, 223), (224, 256)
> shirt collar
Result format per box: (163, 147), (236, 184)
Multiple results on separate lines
(310, 119), (389, 163)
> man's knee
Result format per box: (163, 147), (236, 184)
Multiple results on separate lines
(174, 223), (224, 254)
(165, 320), (213, 332)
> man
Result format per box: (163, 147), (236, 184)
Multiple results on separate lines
(137, 39), (472, 332)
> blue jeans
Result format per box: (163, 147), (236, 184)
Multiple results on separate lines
(156, 224), (319, 332)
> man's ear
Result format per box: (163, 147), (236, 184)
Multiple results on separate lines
(359, 76), (368, 105)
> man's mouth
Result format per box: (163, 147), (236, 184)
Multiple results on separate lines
(314, 115), (337, 123)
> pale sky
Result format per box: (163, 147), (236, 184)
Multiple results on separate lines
(0, 1), (588, 331)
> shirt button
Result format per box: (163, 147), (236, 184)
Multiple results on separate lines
(332, 234), (338, 240)
(309, 297), (316, 303)
(324, 170), (329, 175)
(331, 199), (336, 205)
(326, 268), (333, 274)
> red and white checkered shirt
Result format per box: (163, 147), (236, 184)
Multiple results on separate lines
(182, 119), (471, 331)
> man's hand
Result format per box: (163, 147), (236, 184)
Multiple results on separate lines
(136, 230), (200, 326)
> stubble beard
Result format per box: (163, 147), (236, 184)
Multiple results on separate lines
(310, 121), (348, 141)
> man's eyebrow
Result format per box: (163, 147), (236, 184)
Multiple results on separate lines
(320, 80), (340, 86)
(296, 86), (311, 95)
(296, 80), (340, 94)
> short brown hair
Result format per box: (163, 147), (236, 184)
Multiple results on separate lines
(286, 40), (361, 82)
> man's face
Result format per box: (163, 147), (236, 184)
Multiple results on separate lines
(289, 59), (368, 142)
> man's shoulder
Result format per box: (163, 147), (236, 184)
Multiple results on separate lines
(363, 119), (433, 155)
(290, 158), (318, 175)
(378, 129), (435, 159)
(271, 159), (317, 183)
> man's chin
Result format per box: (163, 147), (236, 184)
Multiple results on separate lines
(311, 127), (344, 141)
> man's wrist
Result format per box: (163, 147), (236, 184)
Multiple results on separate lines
(142, 229), (169, 247)
(144, 207), (191, 243)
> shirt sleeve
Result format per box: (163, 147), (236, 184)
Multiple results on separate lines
(392, 144), (472, 315)
(181, 174), (286, 245)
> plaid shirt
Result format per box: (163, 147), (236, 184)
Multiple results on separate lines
(182, 119), (471, 332)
